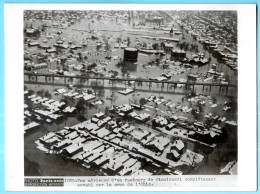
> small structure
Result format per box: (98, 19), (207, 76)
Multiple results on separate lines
(165, 122), (176, 130)
(161, 42), (174, 52)
(24, 121), (39, 134)
(145, 136), (170, 153)
(32, 63), (47, 69)
(106, 161), (124, 176)
(124, 48), (138, 61)
(118, 88), (134, 95)
(145, 17), (163, 25)
(117, 104), (134, 115)
(46, 48), (56, 53)
(28, 41), (40, 47)
(166, 140), (186, 162)
(134, 113), (151, 122)
(62, 143), (84, 157)
(187, 74), (198, 82)
(188, 130), (220, 145)
(171, 49), (186, 60)
(39, 132), (59, 149)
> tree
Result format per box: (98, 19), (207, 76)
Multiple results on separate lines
(33, 29), (41, 39)
(191, 109), (202, 121)
(27, 90), (34, 96)
(139, 157), (149, 169)
(212, 97), (217, 104)
(184, 44), (189, 51)
(152, 43), (159, 50)
(116, 61), (124, 68)
(97, 15), (102, 20)
(91, 81), (105, 98)
(224, 74), (230, 82)
(139, 98), (147, 106)
(44, 91), (52, 98)
(36, 90), (45, 97)
(187, 152), (199, 166)
(76, 98), (87, 114)
(96, 44), (101, 51)
(76, 114), (87, 122)
(179, 43), (184, 50)
(127, 37), (131, 46)
(60, 98), (68, 105)
(88, 63), (97, 70)
(143, 42), (147, 49)
(87, 89), (93, 94)
(116, 117), (122, 125)
(121, 68), (127, 77)
(117, 37), (122, 43)
(190, 90), (196, 97)
(105, 43), (111, 51)
(105, 107), (109, 115)
(41, 23), (47, 32)
(77, 53), (82, 62)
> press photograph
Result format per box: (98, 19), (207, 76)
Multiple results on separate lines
(23, 9), (238, 178)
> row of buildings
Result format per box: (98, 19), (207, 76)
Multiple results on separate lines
(36, 111), (194, 175)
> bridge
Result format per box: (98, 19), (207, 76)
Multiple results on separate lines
(24, 72), (237, 94)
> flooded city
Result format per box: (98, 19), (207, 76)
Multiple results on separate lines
(23, 10), (238, 177)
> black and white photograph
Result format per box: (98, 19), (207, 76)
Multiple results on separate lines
(4, 3), (257, 191)
(23, 9), (238, 177)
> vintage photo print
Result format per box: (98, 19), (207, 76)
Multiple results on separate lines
(4, 4), (257, 191)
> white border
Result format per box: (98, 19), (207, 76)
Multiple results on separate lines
(5, 4), (257, 191)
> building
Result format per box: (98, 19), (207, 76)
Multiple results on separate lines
(32, 63), (48, 69)
(53, 139), (72, 152)
(188, 130), (220, 145)
(134, 113), (151, 122)
(28, 41), (40, 47)
(62, 143), (84, 157)
(165, 122), (176, 130)
(145, 136), (170, 153)
(39, 132), (60, 149)
(123, 48), (138, 61)
(161, 42), (174, 52)
(117, 104), (134, 115)
(171, 49), (186, 60)
(25, 28), (35, 36)
(187, 74), (198, 82)
(92, 156), (110, 168)
(145, 17), (164, 25)
(171, 140), (186, 154)
(130, 128), (149, 142)
(153, 116), (168, 128)
(166, 140), (186, 162)
(46, 48), (56, 53)
(24, 121), (40, 134)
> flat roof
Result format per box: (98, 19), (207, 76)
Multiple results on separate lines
(125, 47), (138, 51)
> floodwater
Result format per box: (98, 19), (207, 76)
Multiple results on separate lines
(24, 82), (237, 176)
(25, 17), (237, 84)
